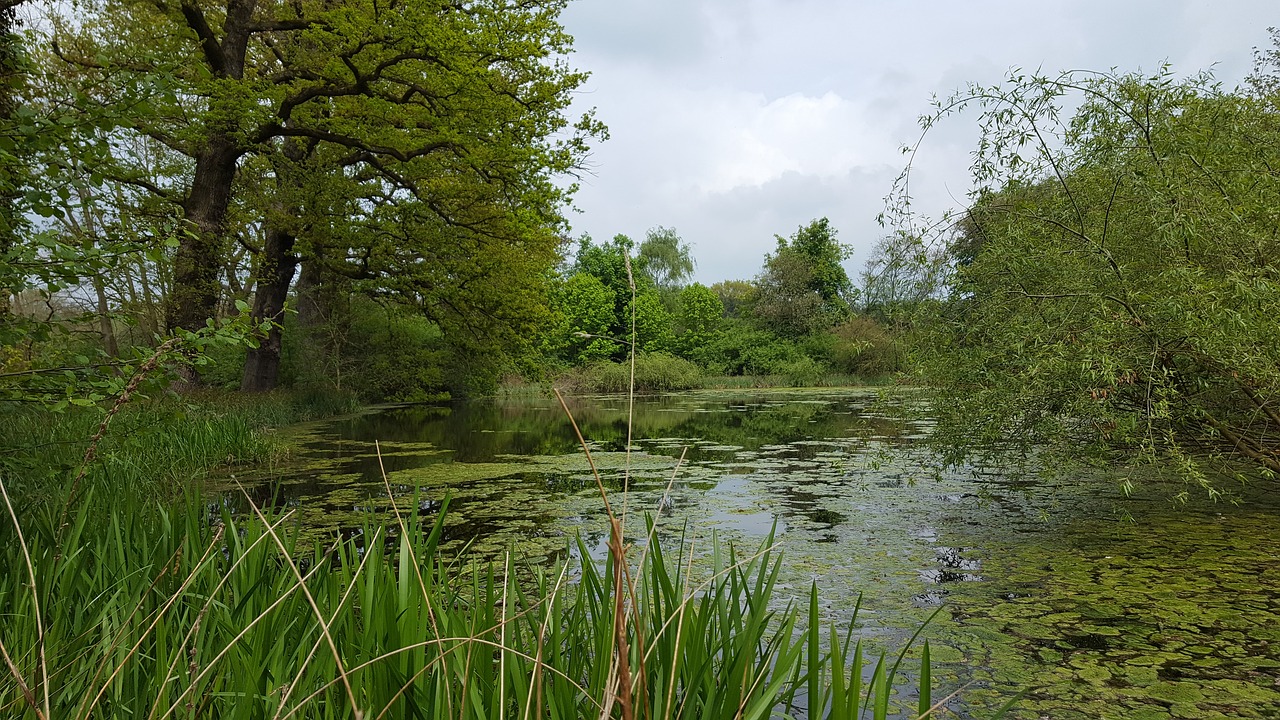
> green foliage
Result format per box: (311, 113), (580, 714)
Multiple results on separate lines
(535, 222), (896, 387)
(285, 297), (449, 403)
(565, 352), (703, 393)
(828, 317), (903, 375)
(674, 282), (723, 359)
(568, 234), (647, 351)
(753, 218), (854, 338)
(548, 272), (618, 365)
(635, 226), (694, 293)
(0, 492), (928, 720)
(897, 62), (1280, 486)
(0, 389), (356, 504)
(710, 279), (755, 319)
(21, 0), (603, 393)
(776, 355), (827, 388)
(633, 289), (673, 353)
(695, 321), (800, 376)
(860, 231), (949, 320)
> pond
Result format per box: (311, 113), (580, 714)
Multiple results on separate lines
(225, 389), (1280, 719)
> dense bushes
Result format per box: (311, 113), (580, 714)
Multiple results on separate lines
(528, 223), (907, 391)
(561, 352), (703, 393)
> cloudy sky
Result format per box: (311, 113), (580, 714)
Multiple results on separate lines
(556, 0), (1273, 285)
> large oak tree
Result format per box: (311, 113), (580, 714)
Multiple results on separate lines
(45, 0), (602, 388)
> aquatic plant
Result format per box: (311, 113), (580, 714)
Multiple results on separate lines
(0, 388), (356, 507)
(0, 466), (953, 719)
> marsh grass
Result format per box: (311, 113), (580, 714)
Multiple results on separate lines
(0, 277), (1005, 719)
(698, 374), (893, 390)
(0, 389), (358, 503)
(0, 462), (952, 720)
(559, 354), (704, 394)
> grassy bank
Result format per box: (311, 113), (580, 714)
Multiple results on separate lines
(545, 355), (899, 395)
(556, 354), (705, 393)
(698, 373), (897, 390)
(0, 388), (359, 505)
(0, 383), (980, 719)
(0, 488), (936, 719)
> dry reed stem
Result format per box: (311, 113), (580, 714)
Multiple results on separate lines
(621, 251), (637, 532)
(661, 531), (697, 718)
(553, 388), (616, 517)
(610, 516), (635, 720)
(0, 636), (43, 720)
(79, 539), (196, 713)
(912, 681), (973, 719)
(599, 654), (618, 720)
(367, 554), (586, 720)
(634, 447), (687, 577)
(735, 642), (773, 720)
(641, 538), (783, 671)
(66, 336), (181, 509)
(278, 634), (605, 720)
(159, 517), (336, 719)
(499, 552), (511, 716)
(553, 387), (635, 720)
(238, 481), (364, 720)
(522, 562), (571, 720)
(0, 472), (50, 720)
(87, 524), (226, 716)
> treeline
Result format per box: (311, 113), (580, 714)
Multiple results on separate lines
(534, 219), (900, 392)
(0, 0), (907, 406)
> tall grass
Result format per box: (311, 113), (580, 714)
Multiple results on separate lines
(698, 373), (894, 390)
(0, 388), (359, 503)
(0, 475), (946, 720)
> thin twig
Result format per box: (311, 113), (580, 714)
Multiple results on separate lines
(62, 336), (182, 529)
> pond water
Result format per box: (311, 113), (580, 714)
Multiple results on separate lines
(226, 389), (1280, 719)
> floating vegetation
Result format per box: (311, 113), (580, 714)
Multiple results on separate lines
(225, 389), (1280, 718)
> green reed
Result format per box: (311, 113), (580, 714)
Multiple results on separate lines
(0, 473), (968, 720)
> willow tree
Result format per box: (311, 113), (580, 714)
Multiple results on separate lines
(896, 62), (1280, 490)
(43, 0), (602, 388)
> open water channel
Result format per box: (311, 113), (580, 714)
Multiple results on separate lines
(225, 389), (1280, 719)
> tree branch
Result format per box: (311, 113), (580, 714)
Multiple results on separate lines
(178, 1), (225, 75)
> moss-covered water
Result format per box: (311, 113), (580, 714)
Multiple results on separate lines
(224, 389), (1280, 718)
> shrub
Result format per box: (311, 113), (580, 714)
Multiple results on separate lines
(777, 355), (828, 387)
(564, 352), (703, 393)
(830, 316), (902, 375)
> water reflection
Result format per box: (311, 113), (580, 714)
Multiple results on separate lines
(219, 389), (1280, 719)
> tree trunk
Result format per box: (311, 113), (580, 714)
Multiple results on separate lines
(75, 183), (118, 358)
(241, 224), (297, 391)
(166, 132), (242, 334)
(163, 0), (257, 356)
(295, 255), (329, 330)
(0, 4), (22, 318)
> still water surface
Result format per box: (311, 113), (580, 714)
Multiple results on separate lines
(229, 389), (1280, 719)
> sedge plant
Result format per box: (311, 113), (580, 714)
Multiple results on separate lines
(0, 254), (1021, 719)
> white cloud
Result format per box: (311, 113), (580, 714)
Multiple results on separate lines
(559, 0), (1274, 283)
